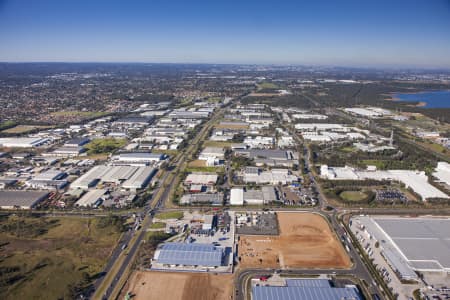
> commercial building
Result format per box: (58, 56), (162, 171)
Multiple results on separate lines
(0, 190), (49, 209)
(252, 279), (362, 300)
(153, 242), (224, 267)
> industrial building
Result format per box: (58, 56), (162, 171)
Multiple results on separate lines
(321, 165), (449, 200)
(179, 193), (223, 206)
(26, 169), (68, 190)
(344, 107), (392, 118)
(354, 216), (450, 280)
(64, 137), (90, 147)
(252, 279), (362, 300)
(111, 152), (166, 165)
(0, 190), (49, 209)
(184, 173), (218, 186)
(70, 165), (156, 190)
(0, 137), (50, 148)
(433, 161), (450, 186)
(75, 189), (107, 207)
(50, 146), (86, 157)
(230, 188), (244, 205)
(243, 167), (298, 185)
(153, 242), (224, 267)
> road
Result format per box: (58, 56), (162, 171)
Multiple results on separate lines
(91, 101), (232, 299)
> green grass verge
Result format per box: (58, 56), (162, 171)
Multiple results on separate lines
(154, 211), (184, 220)
(339, 191), (368, 202)
(149, 222), (166, 229)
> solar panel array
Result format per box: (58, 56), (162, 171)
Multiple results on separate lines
(157, 243), (223, 267)
(252, 286), (362, 300)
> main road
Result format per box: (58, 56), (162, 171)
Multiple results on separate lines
(91, 101), (231, 300)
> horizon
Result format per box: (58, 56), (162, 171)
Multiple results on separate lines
(0, 0), (450, 68)
(0, 61), (450, 72)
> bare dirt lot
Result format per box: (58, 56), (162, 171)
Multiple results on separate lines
(238, 212), (351, 269)
(122, 271), (233, 300)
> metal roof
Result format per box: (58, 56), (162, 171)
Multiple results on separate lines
(156, 242), (223, 267)
(0, 190), (49, 208)
(285, 279), (331, 288)
(252, 286), (362, 300)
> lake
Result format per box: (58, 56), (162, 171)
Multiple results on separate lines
(393, 90), (450, 108)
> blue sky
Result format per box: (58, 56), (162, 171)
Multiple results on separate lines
(0, 0), (449, 67)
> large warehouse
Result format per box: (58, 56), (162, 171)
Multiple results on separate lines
(355, 216), (450, 279)
(252, 279), (362, 300)
(0, 190), (49, 209)
(153, 242), (224, 267)
(70, 165), (156, 190)
(0, 137), (50, 148)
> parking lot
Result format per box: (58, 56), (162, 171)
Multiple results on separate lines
(236, 211), (278, 235)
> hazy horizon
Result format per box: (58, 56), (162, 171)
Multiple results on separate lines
(1, 0), (449, 68)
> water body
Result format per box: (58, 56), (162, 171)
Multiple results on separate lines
(394, 90), (450, 108)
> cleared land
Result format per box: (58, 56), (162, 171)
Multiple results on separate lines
(0, 215), (122, 300)
(238, 212), (351, 269)
(122, 271), (233, 300)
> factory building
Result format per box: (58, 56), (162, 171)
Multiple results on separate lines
(111, 152), (166, 165)
(153, 243), (224, 267)
(0, 190), (49, 209)
(0, 137), (50, 148)
(252, 279), (362, 300)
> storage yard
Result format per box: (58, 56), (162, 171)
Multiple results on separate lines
(122, 271), (233, 300)
(238, 212), (351, 269)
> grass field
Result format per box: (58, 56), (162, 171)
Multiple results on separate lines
(0, 215), (122, 300)
(185, 166), (224, 173)
(187, 159), (207, 168)
(203, 140), (234, 148)
(50, 111), (108, 118)
(2, 125), (52, 134)
(257, 82), (279, 90)
(339, 191), (368, 202)
(149, 222), (166, 229)
(154, 211), (184, 220)
(85, 138), (127, 155)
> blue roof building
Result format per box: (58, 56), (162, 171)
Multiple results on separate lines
(155, 242), (223, 267)
(252, 279), (362, 300)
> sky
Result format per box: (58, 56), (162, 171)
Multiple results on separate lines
(0, 0), (449, 68)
